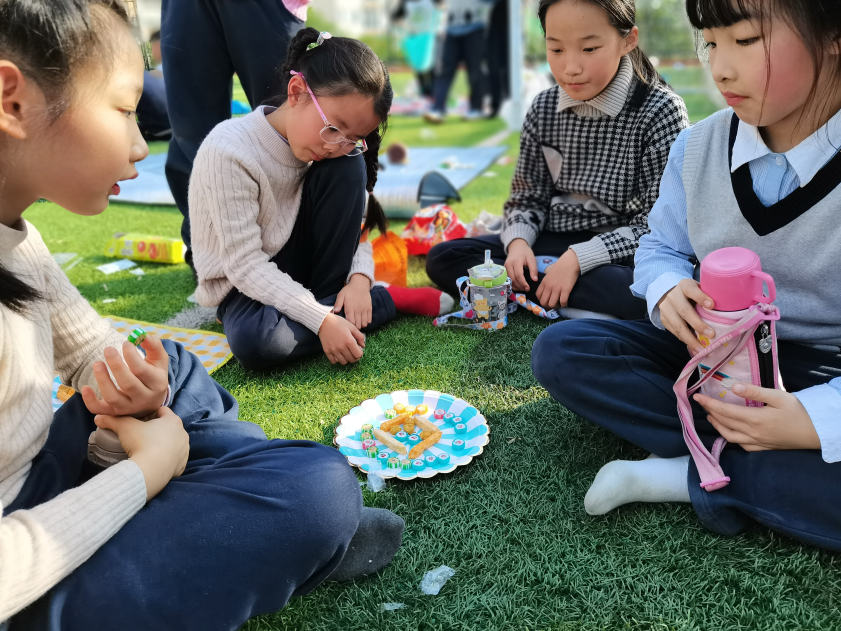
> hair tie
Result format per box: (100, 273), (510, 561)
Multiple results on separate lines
(307, 32), (332, 51)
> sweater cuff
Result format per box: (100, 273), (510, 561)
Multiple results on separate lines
(501, 224), (539, 253)
(286, 294), (334, 334)
(568, 237), (611, 275)
(348, 242), (376, 287)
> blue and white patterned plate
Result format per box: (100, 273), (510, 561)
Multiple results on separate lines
(334, 389), (490, 480)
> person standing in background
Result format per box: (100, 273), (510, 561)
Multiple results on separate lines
(136, 31), (171, 141)
(392, 0), (443, 104)
(424, 0), (495, 123)
(485, 0), (508, 118)
(160, 0), (308, 276)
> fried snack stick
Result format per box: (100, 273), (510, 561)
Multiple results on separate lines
(408, 430), (442, 459)
(414, 415), (440, 435)
(373, 428), (408, 455)
(379, 413), (410, 433)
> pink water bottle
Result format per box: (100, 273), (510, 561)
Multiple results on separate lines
(695, 247), (781, 404)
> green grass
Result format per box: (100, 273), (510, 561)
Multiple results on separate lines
(23, 108), (841, 630)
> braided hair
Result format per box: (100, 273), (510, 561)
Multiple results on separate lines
(268, 27), (393, 200)
(0, 0), (131, 313)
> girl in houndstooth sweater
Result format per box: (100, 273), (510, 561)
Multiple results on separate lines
(427, 0), (689, 321)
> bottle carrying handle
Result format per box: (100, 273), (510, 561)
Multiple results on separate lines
(751, 270), (776, 304)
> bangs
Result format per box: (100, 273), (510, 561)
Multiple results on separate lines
(686, 0), (758, 30)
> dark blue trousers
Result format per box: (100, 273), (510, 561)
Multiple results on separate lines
(217, 156), (397, 370)
(160, 0), (303, 267)
(532, 318), (841, 550)
(7, 341), (361, 630)
(432, 27), (486, 113)
(136, 71), (171, 141)
(426, 232), (647, 320)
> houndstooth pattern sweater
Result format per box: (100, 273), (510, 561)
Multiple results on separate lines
(501, 56), (689, 274)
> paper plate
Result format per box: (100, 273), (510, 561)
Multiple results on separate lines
(334, 389), (490, 480)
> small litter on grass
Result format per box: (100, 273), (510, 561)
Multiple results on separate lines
(52, 253), (78, 266)
(367, 473), (387, 492)
(420, 565), (455, 595)
(380, 603), (406, 612)
(101, 299), (117, 304)
(419, 128), (436, 140)
(96, 259), (136, 275)
(64, 257), (83, 271)
(103, 284), (108, 291)
(482, 171), (498, 178)
(496, 156), (513, 166)
(129, 268), (145, 276)
(187, 293), (198, 304)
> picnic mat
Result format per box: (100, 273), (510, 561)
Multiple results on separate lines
(52, 316), (232, 412)
(110, 147), (506, 218)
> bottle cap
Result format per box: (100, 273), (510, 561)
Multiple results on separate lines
(699, 247), (776, 311)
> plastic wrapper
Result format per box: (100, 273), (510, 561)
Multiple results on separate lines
(401, 205), (467, 256)
(420, 565), (456, 595)
(367, 473), (387, 492)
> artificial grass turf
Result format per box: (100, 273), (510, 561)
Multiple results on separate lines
(24, 115), (841, 630)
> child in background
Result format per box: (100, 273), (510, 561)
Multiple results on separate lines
(190, 28), (452, 371)
(0, 2), (403, 626)
(426, 0), (689, 321)
(533, 0), (841, 549)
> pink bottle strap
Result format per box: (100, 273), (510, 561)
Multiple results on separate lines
(672, 306), (776, 492)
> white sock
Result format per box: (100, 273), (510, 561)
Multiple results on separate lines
(439, 292), (455, 315)
(584, 455), (691, 515)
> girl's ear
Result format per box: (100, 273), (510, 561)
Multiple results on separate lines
(623, 25), (640, 55)
(0, 61), (30, 139)
(287, 75), (308, 108)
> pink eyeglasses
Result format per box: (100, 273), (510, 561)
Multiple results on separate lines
(289, 70), (368, 157)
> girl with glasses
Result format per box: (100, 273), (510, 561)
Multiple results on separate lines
(189, 28), (453, 369)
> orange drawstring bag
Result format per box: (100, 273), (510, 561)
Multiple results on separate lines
(369, 230), (408, 287)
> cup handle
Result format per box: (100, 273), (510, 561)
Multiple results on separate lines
(751, 270), (776, 304)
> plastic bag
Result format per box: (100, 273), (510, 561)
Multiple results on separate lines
(401, 205), (467, 256)
(372, 231), (408, 287)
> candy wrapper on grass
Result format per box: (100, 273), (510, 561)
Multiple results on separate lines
(420, 565), (456, 595)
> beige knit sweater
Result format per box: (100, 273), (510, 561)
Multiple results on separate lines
(190, 106), (376, 334)
(0, 219), (147, 622)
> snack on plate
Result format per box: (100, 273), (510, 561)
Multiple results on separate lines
(452, 439), (466, 451)
(404, 405), (416, 416)
(453, 417), (463, 425)
(361, 423), (374, 433)
(437, 453), (450, 466)
(373, 428), (408, 455)
(414, 416), (440, 434)
(390, 425), (401, 435)
(379, 413), (409, 433)
(360, 430), (373, 441)
(413, 458), (426, 470)
(454, 423), (467, 434)
(424, 455), (437, 466)
(377, 452), (391, 467)
(403, 420), (416, 434)
(56, 384), (76, 403)
(408, 430), (443, 459)
(362, 439), (376, 450)
(415, 404), (429, 415)
(393, 403), (406, 414)
(384, 408), (397, 419)
(395, 431), (409, 443)
(400, 459), (412, 470)
(387, 457), (401, 469)
(366, 445), (379, 457)
(408, 434), (421, 447)
(443, 412), (455, 421)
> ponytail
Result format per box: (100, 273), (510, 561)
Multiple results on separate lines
(363, 194), (388, 236)
(0, 262), (41, 314)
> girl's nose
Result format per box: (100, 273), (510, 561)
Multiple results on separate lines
(709, 48), (733, 86)
(130, 125), (149, 164)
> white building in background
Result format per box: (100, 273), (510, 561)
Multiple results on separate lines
(310, 0), (396, 36)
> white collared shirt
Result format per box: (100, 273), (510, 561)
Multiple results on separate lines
(731, 107), (841, 187)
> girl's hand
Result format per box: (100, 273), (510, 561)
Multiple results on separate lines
(695, 383), (821, 451)
(334, 274), (373, 330)
(81, 335), (169, 419)
(657, 279), (716, 356)
(505, 239), (538, 292)
(318, 313), (365, 365)
(535, 249), (580, 309)
(95, 407), (189, 501)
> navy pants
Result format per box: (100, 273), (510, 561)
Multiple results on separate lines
(432, 28), (486, 113)
(426, 232), (647, 320)
(532, 318), (841, 550)
(217, 157), (397, 370)
(7, 341), (361, 630)
(136, 71), (171, 141)
(160, 0), (303, 267)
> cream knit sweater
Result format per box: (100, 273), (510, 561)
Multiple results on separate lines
(190, 106), (376, 334)
(0, 219), (147, 622)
